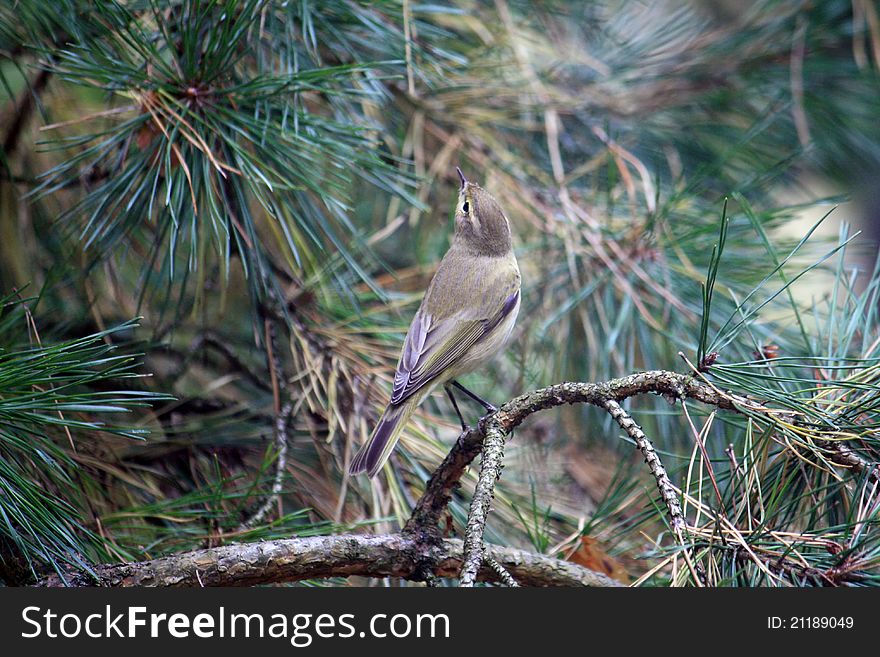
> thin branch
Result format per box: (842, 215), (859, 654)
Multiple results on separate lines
(460, 419), (506, 586)
(236, 399), (293, 531)
(483, 549), (520, 587)
(825, 440), (878, 483)
(34, 534), (620, 588)
(234, 294), (292, 530)
(3, 67), (51, 157)
(407, 370), (878, 539)
(408, 370), (877, 586)
(407, 370), (712, 539)
(403, 425), (484, 535)
(602, 399), (684, 531)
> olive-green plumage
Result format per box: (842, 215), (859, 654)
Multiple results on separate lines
(349, 171), (521, 477)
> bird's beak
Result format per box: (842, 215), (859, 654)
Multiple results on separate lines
(455, 166), (467, 191)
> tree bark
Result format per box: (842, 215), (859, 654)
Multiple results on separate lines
(36, 534), (620, 588)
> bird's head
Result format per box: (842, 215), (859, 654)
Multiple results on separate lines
(452, 168), (513, 257)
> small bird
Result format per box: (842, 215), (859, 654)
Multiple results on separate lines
(349, 169), (521, 477)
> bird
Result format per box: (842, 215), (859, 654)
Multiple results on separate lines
(349, 168), (521, 477)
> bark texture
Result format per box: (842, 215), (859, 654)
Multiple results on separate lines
(36, 534), (620, 588)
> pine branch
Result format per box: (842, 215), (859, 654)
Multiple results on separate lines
(403, 425), (484, 535)
(236, 400), (292, 532)
(460, 418), (506, 586)
(34, 534), (619, 588)
(602, 398), (684, 531)
(397, 370), (878, 585)
(24, 367), (880, 588)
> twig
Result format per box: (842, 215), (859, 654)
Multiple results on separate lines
(483, 549), (520, 587)
(407, 370), (698, 537)
(237, 400), (293, 531)
(34, 534), (620, 588)
(602, 399), (684, 531)
(3, 68), (51, 157)
(428, 374), (676, 528)
(263, 314), (284, 413)
(825, 440), (878, 483)
(234, 295), (292, 531)
(403, 425), (484, 535)
(459, 419), (506, 586)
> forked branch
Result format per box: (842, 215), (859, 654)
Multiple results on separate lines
(35, 370), (875, 588)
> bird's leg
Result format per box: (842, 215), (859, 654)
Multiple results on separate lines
(444, 384), (468, 431)
(451, 380), (498, 413)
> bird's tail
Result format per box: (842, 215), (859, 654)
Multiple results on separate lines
(349, 400), (416, 477)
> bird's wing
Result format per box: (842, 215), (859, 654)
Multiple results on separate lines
(389, 289), (519, 405)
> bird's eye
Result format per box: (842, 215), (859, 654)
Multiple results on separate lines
(462, 201), (470, 214)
